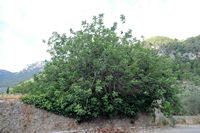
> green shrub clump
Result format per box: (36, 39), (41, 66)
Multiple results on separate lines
(21, 14), (178, 122)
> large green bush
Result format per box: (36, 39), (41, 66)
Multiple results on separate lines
(21, 14), (178, 122)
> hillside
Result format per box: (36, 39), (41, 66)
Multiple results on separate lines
(145, 35), (200, 115)
(0, 70), (15, 88)
(0, 62), (44, 89)
(145, 35), (200, 60)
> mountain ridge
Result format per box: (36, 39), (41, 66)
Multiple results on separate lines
(0, 61), (44, 88)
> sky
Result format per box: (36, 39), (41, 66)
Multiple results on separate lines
(0, 0), (200, 72)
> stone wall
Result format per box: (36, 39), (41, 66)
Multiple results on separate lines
(174, 116), (200, 125)
(0, 99), (154, 133)
(0, 100), (76, 133)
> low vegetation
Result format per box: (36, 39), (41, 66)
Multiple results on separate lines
(0, 94), (22, 100)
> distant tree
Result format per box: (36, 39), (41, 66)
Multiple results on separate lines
(183, 35), (200, 53)
(145, 36), (176, 46)
(6, 87), (9, 94)
(193, 59), (200, 75)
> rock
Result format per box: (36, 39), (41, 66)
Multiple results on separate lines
(154, 108), (173, 127)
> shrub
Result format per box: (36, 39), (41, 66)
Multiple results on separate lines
(11, 80), (34, 94)
(21, 14), (178, 122)
(179, 92), (200, 115)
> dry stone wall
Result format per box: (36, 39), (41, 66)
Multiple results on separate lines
(0, 99), (154, 133)
(0, 100), (78, 133)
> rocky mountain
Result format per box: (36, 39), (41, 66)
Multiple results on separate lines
(0, 61), (44, 89)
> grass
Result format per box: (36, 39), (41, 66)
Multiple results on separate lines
(0, 94), (22, 100)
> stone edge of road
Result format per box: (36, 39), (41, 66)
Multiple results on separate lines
(48, 125), (200, 133)
(48, 126), (159, 133)
(175, 124), (200, 128)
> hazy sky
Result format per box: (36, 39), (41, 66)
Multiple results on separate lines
(0, 0), (200, 72)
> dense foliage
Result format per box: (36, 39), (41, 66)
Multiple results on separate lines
(15, 14), (178, 121)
